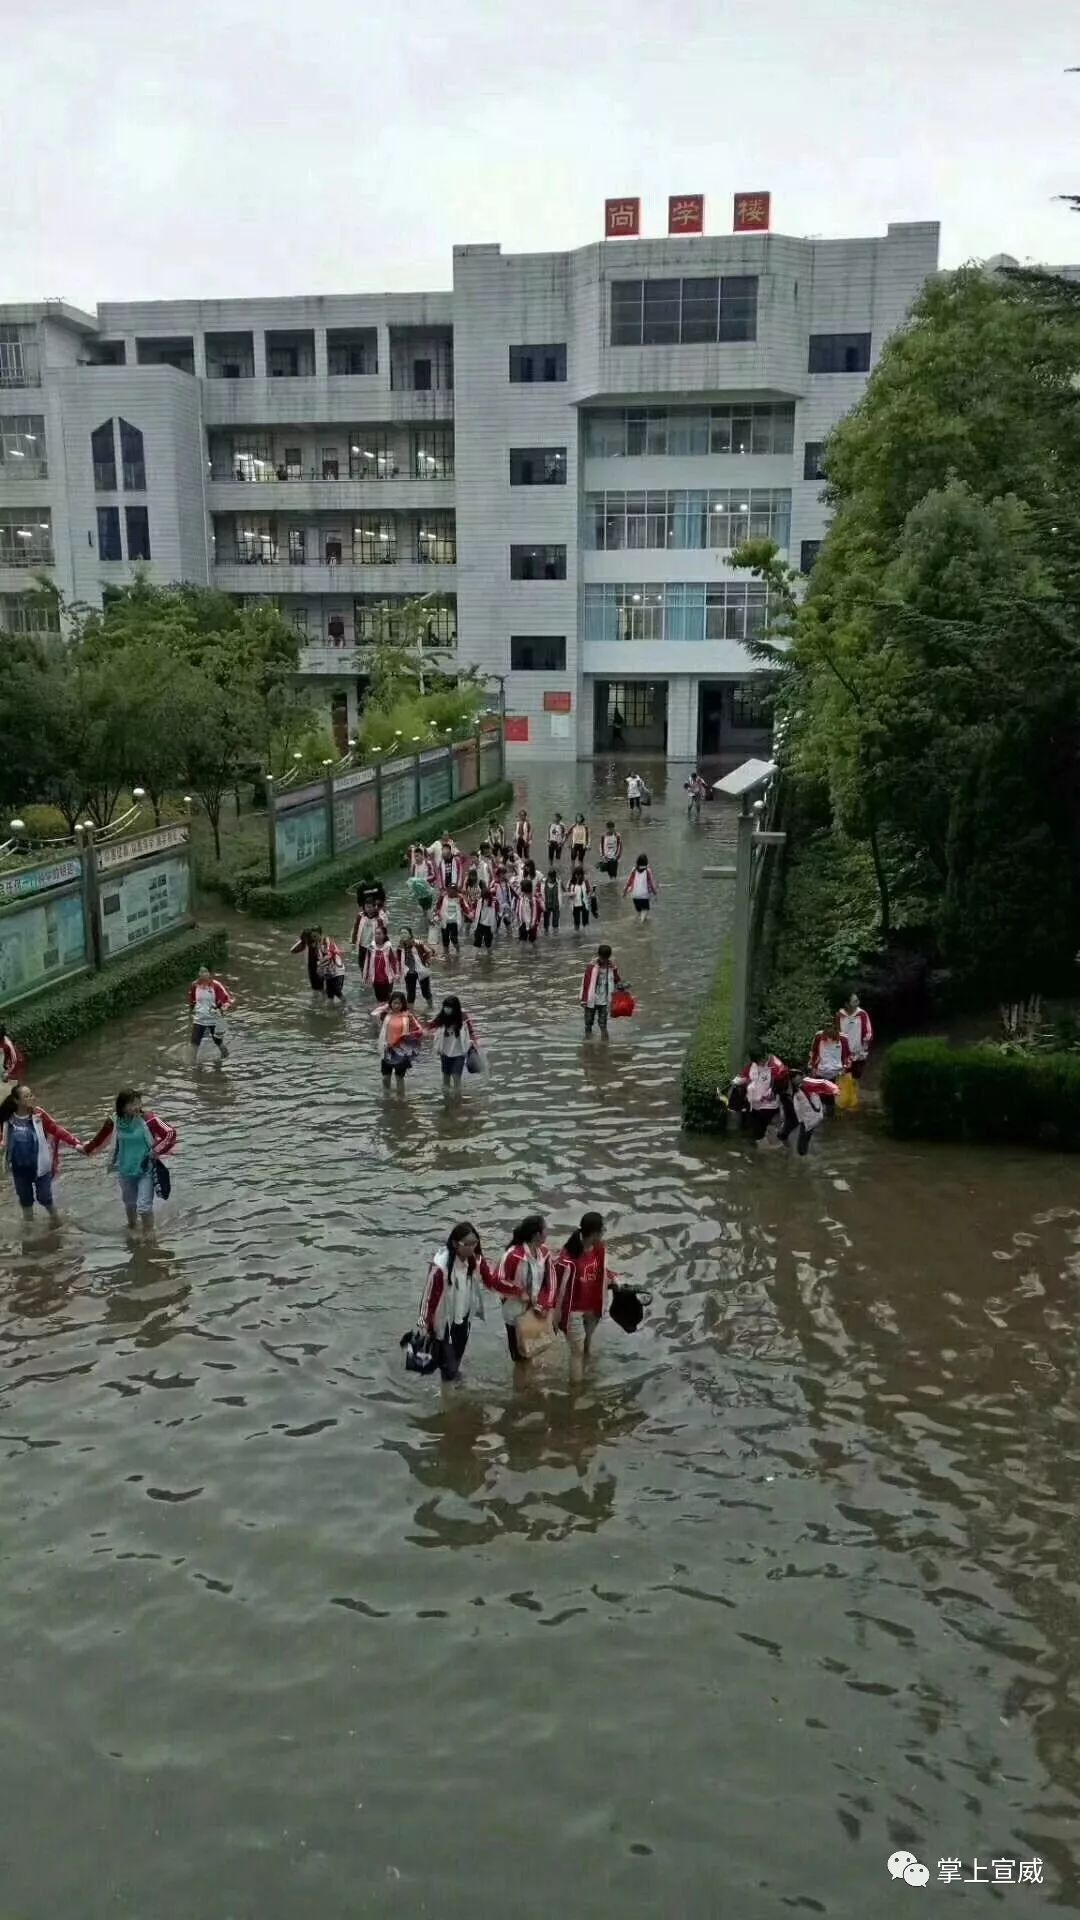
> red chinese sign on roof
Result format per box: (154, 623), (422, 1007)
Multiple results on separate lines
(605, 197), (641, 239)
(668, 194), (704, 235)
(733, 192), (771, 233)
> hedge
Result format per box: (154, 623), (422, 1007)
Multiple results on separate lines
(6, 924), (228, 1063)
(681, 936), (735, 1132)
(882, 1038), (1080, 1150)
(241, 781), (514, 919)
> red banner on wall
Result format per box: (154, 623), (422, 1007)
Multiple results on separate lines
(733, 191), (771, 233)
(605, 197), (640, 239)
(504, 716), (530, 743)
(543, 691), (572, 713)
(668, 194), (704, 235)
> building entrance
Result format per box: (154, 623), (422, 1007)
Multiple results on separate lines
(593, 680), (667, 754)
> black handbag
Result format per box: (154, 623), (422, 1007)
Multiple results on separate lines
(152, 1159), (172, 1200)
(609, 1285), (651, 1333)
(400, 1328), (439, 1375)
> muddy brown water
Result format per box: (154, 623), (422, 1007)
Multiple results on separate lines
(3, 764), (1079, 1918)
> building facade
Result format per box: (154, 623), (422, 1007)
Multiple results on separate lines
(0, 218), (939, 760)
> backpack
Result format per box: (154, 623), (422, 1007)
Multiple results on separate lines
(8, 1118), (39, 1172)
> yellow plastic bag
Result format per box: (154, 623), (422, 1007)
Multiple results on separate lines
(836, 1071), (860, 1113)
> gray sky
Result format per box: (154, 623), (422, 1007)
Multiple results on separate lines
(7, 0), (1077, 307)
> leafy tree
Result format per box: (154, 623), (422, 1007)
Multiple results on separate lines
(174, 649), (263, 860)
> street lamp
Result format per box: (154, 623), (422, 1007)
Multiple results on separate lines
(704, 758), (785, 1072)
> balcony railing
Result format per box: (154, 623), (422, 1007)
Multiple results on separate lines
(0, 543), (55, 567)
(0, 359), (41, 388)
(209, 462), (454, 484)
(215, 539), (456, 568)
(0, 459), (48, 479)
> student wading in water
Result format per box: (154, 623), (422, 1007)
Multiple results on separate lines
(84, 1089), (178, 1235)
(490, 1214), (559, 1363)
(427, 994), (481, 1094)
(0, 1082), (83, 1228)
(555, 1211), (613, 1376)
(415, 1222), (497, 1381)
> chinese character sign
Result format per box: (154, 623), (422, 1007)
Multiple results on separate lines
(605, 197), (640, 238)
(668, 194), (704, 235)
(733, 191), (771, 233)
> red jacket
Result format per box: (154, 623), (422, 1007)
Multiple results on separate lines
(84, 1111), (178, 1162)
(599, 831), (623, 862)
(836, 1006), (873, 1057)
(1, 1033), (26, 1082)
(808, 1031), (852, 1076)
(554, 1242), (610, 1327)
(362, 943), (401, 988)
(417, 1248), (498, 1336)
(513, 890), (543, 932)
(580, 960), (622, 1007)
(489, 1243), (559, 1314)
(514, 818), (533, 847)
(2, 1107), (83, 1176)
(188, 977), (234, 1012)
(351, 908), (389, 949)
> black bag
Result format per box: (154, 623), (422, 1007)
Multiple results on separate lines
(152, 1158), (172, 1200)
(400, 1328), (439, 1375)
(609, 1285), (651, 1333)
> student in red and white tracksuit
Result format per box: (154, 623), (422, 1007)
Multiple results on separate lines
(730, 1049), (791, 1141)
(554, 1211), (613, 1372)
(415, 1223), (498, 1381)
(514, 812), (533, 859)
(0, 1081), (83, 1223)
(431, 846), (464, 895)
(83, 1092), (178, 1232)
(808, 1024), (851, 1107)
(189, 969), (234, 1059)
(598, 823), (623, 879)
(580, 945), (622, 1036)
(624, 856), (659, 920)
(489, 1215), (559, 1363)
(396, 930), (434, 1006)
(837, 993), (873, 1079)
(491, 865), (513, 929)
(317, 935), (346, 1001)
(473, 888), (499, 951)
(434, 885), (465, 953)
(362, 930), (401, 1004)
(351, 904), (388, 963)
(1, 1025), (27, 1083)
(514, 879), (543, 944)
(778, 1072), (836, 1155)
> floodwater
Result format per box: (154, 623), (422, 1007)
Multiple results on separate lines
(3, 763), (1080, 1919)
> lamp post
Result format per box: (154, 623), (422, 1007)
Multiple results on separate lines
(704, 759), (785, 1071)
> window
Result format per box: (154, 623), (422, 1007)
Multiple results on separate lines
(731, 679), (773, 730)
(225, 441), (271, 482)
(284, 447), (302, 480)
(0, 510), (53, 565)
(412, 428), (453, 479)
(231, 515), (276, 564)
(586, 489), (790, 553)
(800, 540), (823, 572)
(354, 595), (457, 647)
(0, 591), (60, 635)
(119, 419), (146, 490)
(585, 404), (792, 457)
(0, 325), (40, 387)
(510, 544), (566, 581)
(610, 275), (758, 347)
(322, 445), (341, 481)
(510, 635), (567, 671)
(205, 332), (254, 379)
(97, 506), (122, 561)
(92, 419), (116, 491)
(124, 507), (151, 561)
(509, 446), (567, 486)
(509, 344), (567, 383)
(348, 433), (395, 480)
(413, 357), (432, 392)
(327, 328), (378, 376)
(136, 336), (195, 374)
(0, 414), (46, 473)
(803, 442), (826, 480)
(353, 516), (397, 565)
(808, 332), (871, 374)
(416, 513), (456, 563)
(287, 528), (306, 564)
(266, 330), (315, 378)
(292, 607), (309, 635)
(582, 581), (767, 644)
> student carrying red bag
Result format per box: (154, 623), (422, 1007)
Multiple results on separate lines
(610, 987), (636, 1019)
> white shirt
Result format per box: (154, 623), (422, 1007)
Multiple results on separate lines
(499, 1247), (547, 1324)
(592, 965), (614, 1007)
(434, 1022), (470, 1059)
(548, 822), (565, 844)
(746, 1062), (778, 1110)
(816, 1039), (844, 1077)
(398, 944), (430, 980)
(839, 1010), (867, 1058)
(794, 1089), (824, 1131)
(601, 834), (620, 858)
(627, 776), (643, 799)
(631, 868), (652, 901)
(193, 985), (220, 1023)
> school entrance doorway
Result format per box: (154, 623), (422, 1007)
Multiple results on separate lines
(697, 678), (773, 758)
(594, 680), (668, 754)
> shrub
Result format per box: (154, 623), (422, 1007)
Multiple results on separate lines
(8, 925), (228, 1062)
(882, 1038), (1080, 1150)
(681, 938), (735, 1132)
(242, 782), (513, 919)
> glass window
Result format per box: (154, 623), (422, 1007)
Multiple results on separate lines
(680, 277), (719, 343)
(327, 328), (377, 376)
(0, 414), (46, 472)
(804, 441), (826, 480)
(808, 332), (871, 373)
(125, 506), (151, 561)
(0, 510), (53, 565)
(97, 506), (122, 561)
(718, 276), (758, 342)
(412, 428), (454, 479)
(119, 419), (146, 490)
(416, 513), (456, 563)
(801, 539), (823, 572)
(292, 607), (309, 635)
(731, 679), (773, 729)
(610, 282), (644, 347)
(642, 279), (681, 345)
(586, 415), (624, 457)
(92, 419), (116, 491)
(509, 447), (567, 485)
(0, 591), (60, 634)
(610, 276), (757, 346)
(284, 447), (303, 480)
(353, 517), (397, 564)
(287, 528), (306, 564)
(510, 544), (566, 581)
(231, 515), (276, 563)
(349, 433), (394, 480)
(667, 410), (710, 455)
(510, 635), (566, 671)
(509, 345), (567, 383)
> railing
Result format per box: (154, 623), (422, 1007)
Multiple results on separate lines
(215, 541), (456, 568)
(209, 463), (454, 484)
(0, 459), (48, 480)
(0, 365), (41, 389)
(0, 544), (55, 568)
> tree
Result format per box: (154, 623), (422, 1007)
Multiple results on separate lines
(175, 649), (263, 860)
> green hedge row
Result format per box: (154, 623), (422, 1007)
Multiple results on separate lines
(242, 781), (514, 919)
(882, 1038), (1080, 1150)
(7, 924), (228, 1064)
(681, 936), (735, 1132)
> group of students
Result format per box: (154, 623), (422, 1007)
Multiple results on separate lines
(728, 993), (875, 1154)
(411, 1208), (634, 1382)
(0, 1076), (177, 1233)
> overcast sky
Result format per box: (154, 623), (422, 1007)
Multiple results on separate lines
(7, 0), (1077, 308)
